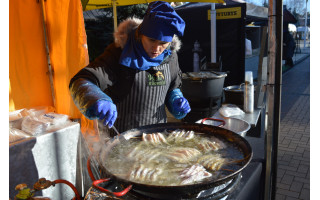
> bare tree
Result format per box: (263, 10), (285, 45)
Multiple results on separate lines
(244, 0), (307, 16)
(286, 0), (306, 15)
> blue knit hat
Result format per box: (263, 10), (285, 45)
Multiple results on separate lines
(139, 1), (185, 42)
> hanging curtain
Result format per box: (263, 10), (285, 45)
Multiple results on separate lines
(9, 0), (97, 137)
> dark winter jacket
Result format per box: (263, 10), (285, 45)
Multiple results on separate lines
(69, 17), (183, 135)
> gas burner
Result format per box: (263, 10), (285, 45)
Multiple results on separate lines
(127, 174), (241, 200)
(85, 174), (241, 200)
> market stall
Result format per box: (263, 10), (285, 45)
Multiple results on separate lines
(9, 0), (283, 199)
(9, 0), (96, 136)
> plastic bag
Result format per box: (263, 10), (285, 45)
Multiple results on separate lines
(40, 113), (73, 133)
(9, 127), (32, 143)
(11, 107), (71, 136)
(9, 109), (26, 129)
(219, 104), (245, 117)
(24, 106), (55, 118)
(21, 116), (50, 136)
(38, 112), (69, 126)
(9, 109), (24, 121)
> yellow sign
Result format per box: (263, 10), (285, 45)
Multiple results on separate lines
(208, 7), (241, 20)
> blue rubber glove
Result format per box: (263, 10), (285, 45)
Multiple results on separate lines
(89, 100), (117, 128)
(166, 88), (191, 119)
(172, 97), (191, 113)
(69, 78), (117, 127)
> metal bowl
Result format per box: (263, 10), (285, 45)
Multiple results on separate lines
(196, 117), (251, 137)
(223, 85), (244, 106)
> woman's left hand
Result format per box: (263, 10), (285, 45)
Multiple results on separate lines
(172, 97), (191, 114)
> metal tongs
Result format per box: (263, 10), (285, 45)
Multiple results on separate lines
(111, 126), (121, 136)
(111, 125), (130, 141)
(93, 120), (127, 144)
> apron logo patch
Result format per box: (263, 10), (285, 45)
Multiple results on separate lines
(147, 70), (166, 86)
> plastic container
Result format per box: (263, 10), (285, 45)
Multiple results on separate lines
(244, 71), (254, 113)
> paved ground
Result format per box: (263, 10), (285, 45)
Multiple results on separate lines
(275, 47), (310, 200)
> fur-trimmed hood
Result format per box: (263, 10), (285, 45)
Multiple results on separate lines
(113, 17), (182, 53)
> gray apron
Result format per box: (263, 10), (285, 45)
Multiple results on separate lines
(98, 63), (172, 138)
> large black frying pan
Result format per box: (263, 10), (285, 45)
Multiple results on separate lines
(96, 122), (252, 199)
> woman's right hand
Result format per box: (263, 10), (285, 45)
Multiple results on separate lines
(92, 100), (117, 128)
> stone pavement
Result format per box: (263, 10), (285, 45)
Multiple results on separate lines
(275, 47), (310, 200)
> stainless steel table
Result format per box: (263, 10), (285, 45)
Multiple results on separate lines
(211, 108), (262, 128)
(9, 122), (80, 200)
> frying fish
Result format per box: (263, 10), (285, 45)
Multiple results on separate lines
(179, 164), (212, 185)
(197, 136), (226, 152)
(142, 132), (169, 145)
(128, 164), (163, 182)
(165, 147), (201, 163)
(127, 144), (162, 162)
(197, 154), (226, 171)
(167, 130), (195, 143)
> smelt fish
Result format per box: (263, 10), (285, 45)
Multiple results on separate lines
(197, 136), (226, 152)
(142, 132), (169, 145)
(179, 164), (212, 185)
(167, 130), (195, 142)
(165, 147), (201, 163)
(197, 154), (226, 171)
(128, 164), (163, 182)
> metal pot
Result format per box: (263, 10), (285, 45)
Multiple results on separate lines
(95, 122), (252, 199)
(196, 118), (251, 137)
(223, 85), (244, 106)
(182, 71), (227, 99)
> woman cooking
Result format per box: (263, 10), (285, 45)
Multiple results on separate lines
(69, 1), (191, 137)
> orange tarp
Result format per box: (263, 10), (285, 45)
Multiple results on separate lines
(9, 0), (96, 136)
